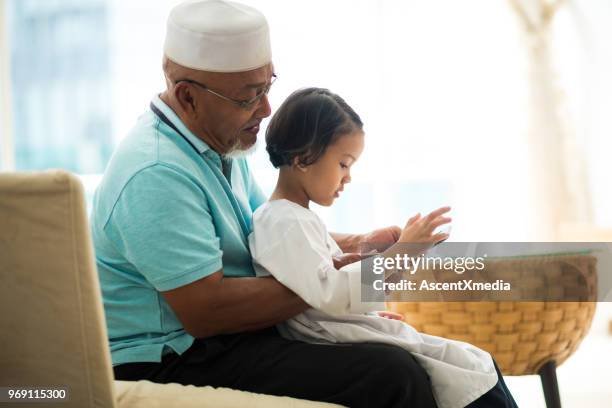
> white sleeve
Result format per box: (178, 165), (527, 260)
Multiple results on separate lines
(250, 215), (384, 315)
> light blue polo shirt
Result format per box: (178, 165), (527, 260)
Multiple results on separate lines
(91, 95), (267, 366)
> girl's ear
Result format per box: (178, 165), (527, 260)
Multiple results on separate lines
(292, 156), (309, 173)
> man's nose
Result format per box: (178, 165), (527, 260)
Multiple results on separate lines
(255, 94), (272, 118)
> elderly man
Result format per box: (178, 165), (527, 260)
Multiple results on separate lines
(91, 1), (517, 407)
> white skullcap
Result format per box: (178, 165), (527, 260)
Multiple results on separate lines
(163, 0), (272, 73)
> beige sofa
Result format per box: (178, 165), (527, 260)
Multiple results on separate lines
(0, 170), (342, 408)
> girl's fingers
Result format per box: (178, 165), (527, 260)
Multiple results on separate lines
(425, 216), (452, 234)
(431, 232), (450, 244)
(405, 213), (421, 227)
(377, 311), (404, 320)
(425, 206), (451, 223)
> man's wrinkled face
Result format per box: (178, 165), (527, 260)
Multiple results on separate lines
(181, 63), (275, 156)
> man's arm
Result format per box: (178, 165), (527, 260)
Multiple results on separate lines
(329, 232), (363, 253)
(162, 269), (309, 338)
(331, 226), (402, 253)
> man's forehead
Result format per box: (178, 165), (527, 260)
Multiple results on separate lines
(201, 63), (274, 89)
(238, 64), (275, 88)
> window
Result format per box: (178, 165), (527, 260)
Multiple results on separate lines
(2, 0), (610, 237)
(6, 0), (113, 174)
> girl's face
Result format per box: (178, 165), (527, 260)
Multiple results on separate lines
(301, 130), (365, 207)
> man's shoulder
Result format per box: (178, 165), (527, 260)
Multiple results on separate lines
(112, 110), (203, 173)
(91, 112), (209, 227)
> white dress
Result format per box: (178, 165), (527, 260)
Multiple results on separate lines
(248, 199), (498, 408)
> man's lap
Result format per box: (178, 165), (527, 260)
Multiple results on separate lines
(114, 327), (438, 408)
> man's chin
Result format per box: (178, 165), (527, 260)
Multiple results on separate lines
(225, 137), (259, 159)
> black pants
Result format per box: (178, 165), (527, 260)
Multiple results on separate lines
(114, 327), (518, 408)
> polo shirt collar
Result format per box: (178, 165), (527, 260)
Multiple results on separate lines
(151, 94), (211, 155)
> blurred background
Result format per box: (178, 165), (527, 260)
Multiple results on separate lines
(0, 1), (611, 406)
(1, 0), (611, 241)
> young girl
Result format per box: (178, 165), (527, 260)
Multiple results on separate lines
(248, 88), (516, 408)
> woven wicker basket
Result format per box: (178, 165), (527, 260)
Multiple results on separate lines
(387, 254), (598, 375)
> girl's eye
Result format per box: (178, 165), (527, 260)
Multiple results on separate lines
(340, 163), (348, 169)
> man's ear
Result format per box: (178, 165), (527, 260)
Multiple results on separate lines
(174, 83), (197, 115)
(292, 156), (309, 173)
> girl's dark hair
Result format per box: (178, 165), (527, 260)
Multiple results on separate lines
(265, 88), (363, 168)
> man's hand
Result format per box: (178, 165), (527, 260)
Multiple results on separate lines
(332, 253), (363, 270)
(362, 225), (402, 251)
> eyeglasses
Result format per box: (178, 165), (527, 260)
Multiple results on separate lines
(174, 73), (277, 110)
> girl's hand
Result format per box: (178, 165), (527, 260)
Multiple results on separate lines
(377, 311), (404, 320)
(398, 206), (452, 245)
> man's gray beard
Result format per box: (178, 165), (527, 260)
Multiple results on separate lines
(223, 138), (259, 159)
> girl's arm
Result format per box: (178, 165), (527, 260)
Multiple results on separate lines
(251, 219), (385, 315)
